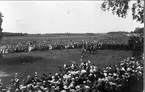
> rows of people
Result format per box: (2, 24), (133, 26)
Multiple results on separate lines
(1, 36), (143, 54)
(0, 56), (143, 92)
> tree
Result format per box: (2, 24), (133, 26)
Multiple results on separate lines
(134, 27), (144, 34)
(101, 0), (144, 23)
(0, 12), (3, 44)
(0, 12), (3, 58)
(101, 0), (144, 61)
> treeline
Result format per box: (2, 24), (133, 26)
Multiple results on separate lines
(3, 27), (143, 37)
(107, 27), (144, 34)
(133, 27), (143, 34)
(107, 31), (129, 34)
(2, 32), (90, 37)
(2, 32), (28, 37)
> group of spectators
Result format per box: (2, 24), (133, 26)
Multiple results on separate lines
(0, 35), (142, 55)
(0, 35), (143, 92)
(0, 56), (143, 92)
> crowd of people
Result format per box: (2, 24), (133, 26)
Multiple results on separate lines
(0, 36), (138, 55)
(0, 56), (143, 92)
(0, 35), (143, 56)
(0, 35), (143, 92)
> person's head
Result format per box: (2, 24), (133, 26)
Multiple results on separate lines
(49, 73), (52, 76)
(55, 73), (59, 76)
(89, 73), (93, 77)
(42, 73), (47, 77)
(124, 73), (130, 78)
(108, 73), (113, 77)
(104, 73), (107, 77)
(71, 78), (75, 81)
(27, 75), (31, 79)
(15, 73), (18, 78)
(75, 85), (80, 91)
(51, 76), (54, 79)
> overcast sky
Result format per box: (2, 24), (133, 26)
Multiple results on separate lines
(0, 1), (143, 34)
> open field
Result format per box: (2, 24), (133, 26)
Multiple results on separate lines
(0, 34), (131, 85)
(0, 49), (131, 85)
(1, 33), (129, 45)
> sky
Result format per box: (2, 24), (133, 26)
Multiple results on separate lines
(0, 1), (143, 34)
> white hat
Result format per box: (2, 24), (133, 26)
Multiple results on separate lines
(103, 70), (107, 73)
(130, 57), (135, 60)
(76, 85), (80, 89)
(81, 70), (86, 74)
(55, 73), (58, 76)
(52, 76), (54, 79)
(35, 72), (38, 76)
(113, 73), (118, 76)
(83, 81), (86, 84)
(104, 73), (107, 77)
(71, 78), (75, 80)
(61, 90), (67, 92)
(88, 60), (91, 63)
(64, 64), (66, 68)
(127, 68), (132, 71)
(64, 85), (68, 89)
(108, 73), (112, 76)
(15, 73), (18, 77)
(120, 63), (124, 66)
(85, 85), (90, 89)
(69, 89), (76, 92)
(89, 73), (93, 76)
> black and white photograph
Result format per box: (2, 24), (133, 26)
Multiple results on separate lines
(0, 0), (144, 92)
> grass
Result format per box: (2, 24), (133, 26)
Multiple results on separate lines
(0, 34), (131, 85)
(0, 49), (131, 85)
(1, 34), (129, 45)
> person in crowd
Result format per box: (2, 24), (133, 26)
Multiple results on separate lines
(0, 55), (142, 92)
(0, 35), (143, 92)
(1, 34), (142, 55)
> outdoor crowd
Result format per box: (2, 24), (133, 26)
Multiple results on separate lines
(0, 56), (143, 92)
(0, 36), (139, 54)
(0, 35), (143, 55)
(0, 35), (143, 92)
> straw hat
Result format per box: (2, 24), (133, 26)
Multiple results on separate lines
(64, 85), (68, 89)
(127, 67), (132, 71)
(61, 90), (67, 92)
(108, 73), (112, 76)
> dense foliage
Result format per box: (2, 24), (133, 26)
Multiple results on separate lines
(2, 32), (28, 37)
(0, 12), (3, 58)
(133, 27), (144, 34)
(0, 12), (3, 43)
(101, 0), (144, 23)
(107, 31), (129, 34)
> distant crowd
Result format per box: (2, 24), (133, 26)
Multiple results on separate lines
(0, 36), (143, 55)
(0, 56), (143, 92)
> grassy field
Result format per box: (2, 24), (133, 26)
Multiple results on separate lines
(0, 49), (131, 85)
(0, 33), (131, 85)
(1, 33), (129, 45)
